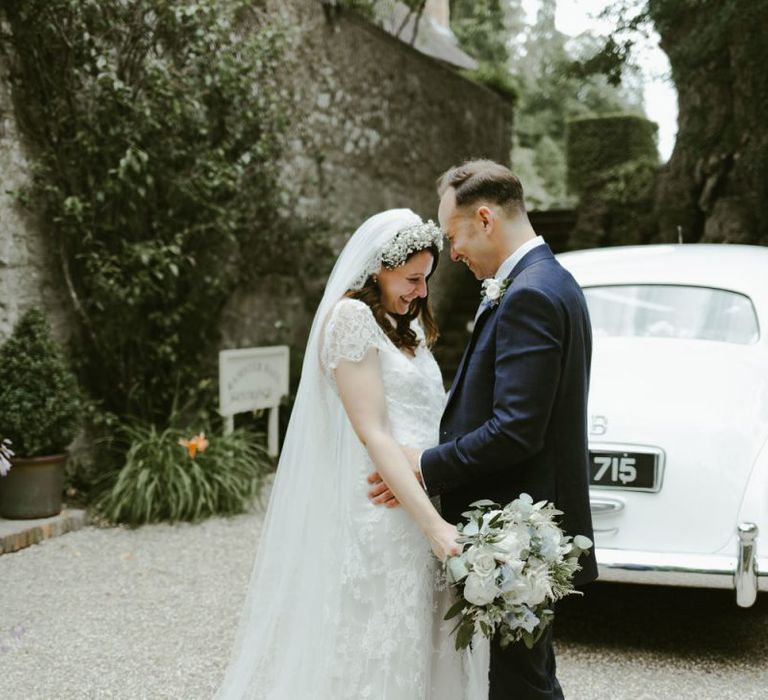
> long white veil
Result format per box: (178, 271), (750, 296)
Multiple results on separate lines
(214, 209), (424, 699)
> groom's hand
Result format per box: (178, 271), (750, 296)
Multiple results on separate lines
(367, 471), (400, 508)
(367, 447), (424, 507)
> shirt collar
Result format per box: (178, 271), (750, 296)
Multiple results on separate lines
(494, 236), (546, 281)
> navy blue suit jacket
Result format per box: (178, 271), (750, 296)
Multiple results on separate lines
(422, 242), (598, 586)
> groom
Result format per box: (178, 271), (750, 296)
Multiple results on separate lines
(370, 159), (598, 699)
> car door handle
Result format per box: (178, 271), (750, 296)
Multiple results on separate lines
(590, 497), (625, 515)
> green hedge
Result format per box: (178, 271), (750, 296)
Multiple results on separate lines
(566, 114), (659, 196)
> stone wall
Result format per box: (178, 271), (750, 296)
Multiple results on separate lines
(220, 3), (513, 355)
(0, 56), (72, 345)
(283, 10), (512, 229)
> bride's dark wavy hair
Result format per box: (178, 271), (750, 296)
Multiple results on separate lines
(346, 245), (440, 354)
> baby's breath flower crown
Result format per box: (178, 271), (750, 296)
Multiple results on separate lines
(380, 220), (444, 269)
(349, 219), (445, 291)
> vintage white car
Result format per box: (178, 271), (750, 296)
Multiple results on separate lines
(557, 243), (768, 606)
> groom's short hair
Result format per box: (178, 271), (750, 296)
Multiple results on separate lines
(437, 160), (526, 215)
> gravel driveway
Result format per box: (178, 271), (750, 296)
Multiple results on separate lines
(0, 506), (265, 700)
(2, 496), (767, 699)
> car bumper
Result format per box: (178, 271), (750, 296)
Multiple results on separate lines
(595, 522), (768, 607)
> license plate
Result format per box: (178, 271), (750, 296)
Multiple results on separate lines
(589, 448), (661, 492)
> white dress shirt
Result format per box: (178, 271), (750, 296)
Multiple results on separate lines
(474, 236), (547, 321)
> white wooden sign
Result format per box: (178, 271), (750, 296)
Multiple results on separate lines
(219, 346), (289, 456)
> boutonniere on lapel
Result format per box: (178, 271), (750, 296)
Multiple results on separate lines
(480, 277), (511, 309)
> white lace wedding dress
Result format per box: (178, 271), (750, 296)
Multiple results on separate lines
(321, 297), (469, 698)
(321, 299), (464, 700)
(214, 209), (487, 700)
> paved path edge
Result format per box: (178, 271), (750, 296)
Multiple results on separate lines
(0, 509), (89, 555)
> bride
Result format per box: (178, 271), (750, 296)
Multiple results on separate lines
(214, 209), (488, 699)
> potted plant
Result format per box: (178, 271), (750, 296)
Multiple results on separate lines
(0, 308), (81, 518)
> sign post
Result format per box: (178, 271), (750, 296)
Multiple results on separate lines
(218, 346), (289, 457)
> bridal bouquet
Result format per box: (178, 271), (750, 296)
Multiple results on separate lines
(444, 494), (593, 650)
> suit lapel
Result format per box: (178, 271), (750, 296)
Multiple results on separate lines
(442, 243), (555, 416)
(444, 304), (494, 411)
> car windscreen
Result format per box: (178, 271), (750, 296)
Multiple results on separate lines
(583, 285), (760, 344)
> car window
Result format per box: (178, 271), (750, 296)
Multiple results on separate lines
(583, 285), (760, 344)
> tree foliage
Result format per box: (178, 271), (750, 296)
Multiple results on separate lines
(1, 0), (322, 423)
(576, 0), (768, 244)
(447, 0), (645, 209)
(450, 0), (521, 66)
(567, 114), (659, 248)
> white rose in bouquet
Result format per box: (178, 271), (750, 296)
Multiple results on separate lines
(463, 572), (500, 606)
(467, 546), (498, 577)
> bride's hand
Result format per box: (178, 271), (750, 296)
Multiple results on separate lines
(426, 520), (461, 563)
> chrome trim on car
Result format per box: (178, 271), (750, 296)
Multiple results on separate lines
(735, 522), (759, 607)
(595, 523), (768, 607)
(593, 527), (619, 537)
(590, 497), (625, 515)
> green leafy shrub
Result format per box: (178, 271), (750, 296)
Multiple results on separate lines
(0, 309), (82, 457)
(93, 421), (271, 524)
(0, 0), (309, 424)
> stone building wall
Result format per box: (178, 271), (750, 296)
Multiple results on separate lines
(281, 8), (511, 231)
(219, 3), (514, 353)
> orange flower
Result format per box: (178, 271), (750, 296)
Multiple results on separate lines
(178, 432), (209, 459)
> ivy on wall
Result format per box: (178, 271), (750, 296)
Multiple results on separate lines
(1, 0), (326, 424)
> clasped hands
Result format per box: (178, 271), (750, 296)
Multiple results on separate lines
(367, 446), (461, 562)
(366, 446), (422, 508)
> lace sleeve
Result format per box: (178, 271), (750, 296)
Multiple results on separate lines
(321, 298), (384, 371)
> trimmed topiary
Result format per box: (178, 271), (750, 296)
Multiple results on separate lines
(566, 114), (659, 197)
(0, 309), (82, 457)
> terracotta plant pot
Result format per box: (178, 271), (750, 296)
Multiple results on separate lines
(0, 453), (67, 519)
